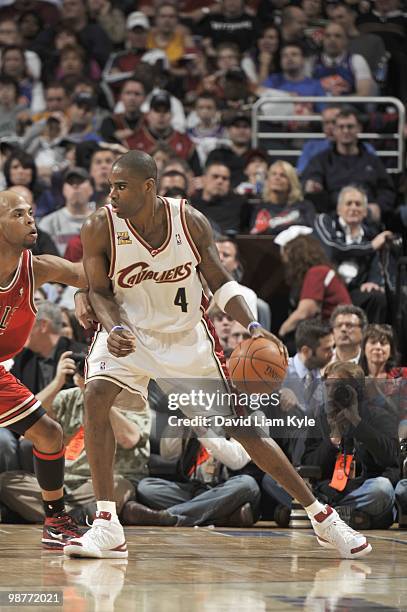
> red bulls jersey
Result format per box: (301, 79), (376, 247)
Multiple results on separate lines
(0, 250), (37, 362)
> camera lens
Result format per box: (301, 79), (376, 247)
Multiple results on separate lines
(332, 384), (353, 407)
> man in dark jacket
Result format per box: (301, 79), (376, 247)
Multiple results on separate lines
(314, 185), (394, 322)
(302, 361), (399, 529)
(302, 109), (396, 221)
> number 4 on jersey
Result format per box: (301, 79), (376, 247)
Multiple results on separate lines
(174, 287), (188, 312)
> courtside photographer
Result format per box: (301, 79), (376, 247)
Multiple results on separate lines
(301, 361), (399, 529)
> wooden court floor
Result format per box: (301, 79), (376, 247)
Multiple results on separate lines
(0, 524), (406, 611)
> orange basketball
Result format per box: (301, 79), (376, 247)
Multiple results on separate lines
(229, 337), (288, 394)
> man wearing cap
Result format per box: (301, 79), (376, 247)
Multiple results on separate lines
(206, 112), (254, 188)
(101, 78), (146, 148)
(105, 12), (152, 77)
(127, 91), (201, 175)
(38, 168), (94, 256)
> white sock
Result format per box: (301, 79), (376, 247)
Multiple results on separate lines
(97, 500), (118, 519)
(304, 500), (326, 518)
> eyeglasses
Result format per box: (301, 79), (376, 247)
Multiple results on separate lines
(336, 123), (358, 131)
(333, 323), (361, 329)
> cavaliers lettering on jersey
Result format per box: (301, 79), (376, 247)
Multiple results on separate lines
(105, 197), (204, 333)
(0, 249), (37, 362)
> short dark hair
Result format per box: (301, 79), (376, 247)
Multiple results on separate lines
(335, 108), (361, 124)
(280, 42), (305, 56)
(113, 150), (157, 181)
(295, 319), (332, 352)
(3, 150), (37, 189)
(330, 304), (367, 329)
(196, 91), (219, 108)
(359, 323), (398, 374)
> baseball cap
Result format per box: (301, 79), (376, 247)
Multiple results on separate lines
(274, 225), (313, 247)
(72, 92), (97, 109)
(126, 11), (150, 30)
(150, 91), (171, 112)
(64, 167), (90, 183)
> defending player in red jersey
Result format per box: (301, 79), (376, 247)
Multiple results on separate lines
(66, 151), (371, 561)
(0, 190), (88, 549)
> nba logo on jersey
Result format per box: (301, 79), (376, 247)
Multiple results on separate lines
(117, 231), (132, 245)
(176, 233), (182, 245)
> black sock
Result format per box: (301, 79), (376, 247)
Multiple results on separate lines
(43, 497), (65, 518)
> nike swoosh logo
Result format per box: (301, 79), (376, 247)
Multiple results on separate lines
(47, 530), (64, 540)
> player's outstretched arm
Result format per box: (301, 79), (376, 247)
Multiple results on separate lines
(33, 255), (87, 288)
(185, 206), (286, 355)
(81, 209), (136, 357)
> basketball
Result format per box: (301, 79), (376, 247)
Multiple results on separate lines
(229, 337), (288, 394)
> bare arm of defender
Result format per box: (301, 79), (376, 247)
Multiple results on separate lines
(185, 206), (287, 357)
(33, 255), (87, 288)
(81, 209), (136, 357)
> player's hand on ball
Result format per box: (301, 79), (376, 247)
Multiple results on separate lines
(250, 325), (289, 365)
(107, 328), (136, 357)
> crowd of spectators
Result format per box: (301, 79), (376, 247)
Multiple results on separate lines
(1, 0), (407, 530)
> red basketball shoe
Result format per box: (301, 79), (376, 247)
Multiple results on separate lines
(42, 513), (82, 550)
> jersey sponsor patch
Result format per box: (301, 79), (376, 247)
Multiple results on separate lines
(117, 231), (132, 245)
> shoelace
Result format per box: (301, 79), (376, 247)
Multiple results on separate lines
(324, 517), (360, 545)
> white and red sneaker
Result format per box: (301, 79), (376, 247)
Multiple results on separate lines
(63, 511), (128, 559)
(311, 505), (372, 559)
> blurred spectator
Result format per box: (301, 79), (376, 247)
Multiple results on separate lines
(33, 0), (112, 70)
(276, 230), (351, 339)
(260, 43), (326, 111)
(246, 25), (281, 86)
(302, 109), (396, 220)
(314, 185), (391, 321)
(297, 105), (340, 175)
(87, 0), (126, 46)
(330, 304), (367, 364)
(55, 43), (100, 83)
(215, 235), (259, 317)
(0, 44), (45, 111)
(227, 319), (251, 349)
(18, 11), (43, 50)
(162, 157), (196, 197)
(302, 361), (398, 530)
(9, 185), (58, 256)
(235, 149), (269, 199)
(0, 17), (42, 80)
(250, 161), (316, 235)
(89, 145), (115, 207)
(207, 304), (233, 349)
(331, 2), (387, 78)
(357, 0), (407, 103)
(158, 170), (188, 197)
(100, 78), (145, 147)
(187, 92), (226, 167)
(29, 82), (70, 124)
(0, 74), (24, 138)
(198, 0), (260, 55)
(102, 12), (155, 82)
(127, 91), (201, 175)
(146, 2), (194, 69)
(206, 112), (253, 187)
(3, 149), (45, 199)
(38, 167), (94, 256)
(61, 307), (87, 345)
(360, 323), (407, 438)
(312, 22), (375, 96)
(192, 161), (249, 233)
(280, 5), (318, 57)
(64, 92), (101, 144)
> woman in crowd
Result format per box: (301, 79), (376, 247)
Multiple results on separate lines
(250, 161), (315, 235)
(277, 232), (351, 344)
(245, 25), (281, 86)
(0, 44), (44, 112)
(3, 149), (45, 199)
(360, 323), (407, 438)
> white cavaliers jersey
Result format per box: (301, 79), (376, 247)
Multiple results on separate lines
(105, 197), (205, 333)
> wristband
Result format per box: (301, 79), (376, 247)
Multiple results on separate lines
(248, 321), (262, 333)
(111, 325), (126, 332)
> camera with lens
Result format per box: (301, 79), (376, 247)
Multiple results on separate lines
(71, 352), (86, 376)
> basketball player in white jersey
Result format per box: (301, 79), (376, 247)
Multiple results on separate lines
(65, 151), (371, 560)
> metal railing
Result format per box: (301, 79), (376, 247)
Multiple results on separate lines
(251, 96), (405, 173)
